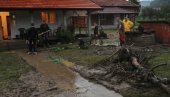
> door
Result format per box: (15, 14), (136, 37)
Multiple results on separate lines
(0, 16), (3, 40)
(0, 12), (10, 40)
(6, 16), (11, 38)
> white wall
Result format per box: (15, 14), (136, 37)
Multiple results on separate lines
(9, 10), (87, 39)
(10, 11), (42, 38)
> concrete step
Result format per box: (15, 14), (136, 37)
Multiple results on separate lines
(0, 40), (26, 51)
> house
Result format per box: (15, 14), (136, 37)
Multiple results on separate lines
(0, 0), (101, 40)
(90, 0), (140, 28)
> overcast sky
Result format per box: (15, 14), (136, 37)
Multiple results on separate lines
(140, 0), (152, 1)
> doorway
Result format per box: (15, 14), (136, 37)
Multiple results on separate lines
(0, 16), (3, 40)
(0, 12), (10, 40)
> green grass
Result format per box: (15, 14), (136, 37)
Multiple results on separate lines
(51, 44), (109, 65)
(74, 27), (117, 34)
(121, 86), (169, 97)
(149, 52), (170, 79)
(0, 53), (34, 89)
(135, 16), (143, 26)
(103, 29), (117, 33)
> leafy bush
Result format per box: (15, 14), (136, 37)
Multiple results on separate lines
(55, 28), (75, 43)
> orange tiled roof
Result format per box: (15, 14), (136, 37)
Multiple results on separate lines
(91, 7), (138, 14)
(0, 0), (101, 9)
(91, 0), (138, 7)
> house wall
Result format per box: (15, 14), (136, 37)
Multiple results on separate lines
(91, 14), (120, 28)
(91, 14), (114, 26)
(9, 10), (81, 39)
(91, 13), (136, 29)
(10, 11), (41, 39)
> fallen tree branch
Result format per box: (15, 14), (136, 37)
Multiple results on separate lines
(150, 63), (167, 72)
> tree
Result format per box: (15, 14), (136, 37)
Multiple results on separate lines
(129, 0), (141, 12)
(129, 0), (140, 5)
(141, 7), (154, 20)
(150, 0), (170, 20)
(150, 0), (170, 8)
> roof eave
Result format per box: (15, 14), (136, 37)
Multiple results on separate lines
(0, 7), (102, 11)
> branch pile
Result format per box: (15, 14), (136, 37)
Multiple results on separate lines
(77, 47), (170, 93)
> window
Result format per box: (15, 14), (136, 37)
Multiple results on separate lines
(12, 15), (16, 31)
(41, 12), (48, 23)
(41, 11), (56, 24)
(49, 11), (56, 24)
(100, 14), (106, 20)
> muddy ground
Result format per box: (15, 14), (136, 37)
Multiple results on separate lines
(0, 52), (62, 97)
(14, 49), (122, 97)
(0, 71), (61, 97)
(52, 44), (170, 97)
(1, 31), (169, 97)
(1, 43), (170, 97)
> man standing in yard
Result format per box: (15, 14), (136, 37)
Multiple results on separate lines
(116, 17), (125, 46)
(40, 21), (50, 48)
(93, 22), (99, 45)
(123, 16), (134, 33)
(123, 16), (134, 43)
(26, 23), (38, 55)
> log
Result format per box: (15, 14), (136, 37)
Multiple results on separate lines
(131, 57), (143, 69)
(91, 47), (170, 94)
(159, 83), (170, 94)
(124, 48), (170, 94)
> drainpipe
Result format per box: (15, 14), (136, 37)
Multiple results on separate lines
(87, 10), (92, 36)
(63, 10), (67, 31)
(0, 26), (3, 40)
(30, 10), (34, 24)
(98, 14), (101, 26)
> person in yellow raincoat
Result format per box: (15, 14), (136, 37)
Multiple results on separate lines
(123, 17), (134, 33)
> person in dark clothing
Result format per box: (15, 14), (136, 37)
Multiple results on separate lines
(40, 21), (50, 47)
(93, 22), (99, 45)
(138, 24), (144, 33)
(26, 23), (38, 54)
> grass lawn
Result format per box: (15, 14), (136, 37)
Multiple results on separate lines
(0, 52), (34, 89)
(50, 44), (111, 65)
(149, 49), (170, 80)
(103, 29), (117, 33)
(122, 86), (169, 97)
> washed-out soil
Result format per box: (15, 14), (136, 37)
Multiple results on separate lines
(52, 44), (170, 97)
(0, 52), (61, 97)
(0, 70), (61, 97)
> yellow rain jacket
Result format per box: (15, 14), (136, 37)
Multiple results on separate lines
(123, 19), (134, 32)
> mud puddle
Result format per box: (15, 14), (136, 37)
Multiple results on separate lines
(57, 72), (122, 97)
(16, 50), (122, 97)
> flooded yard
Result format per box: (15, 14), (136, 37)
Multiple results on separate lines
(56, 72), (122, 97)
(1, 35), (170, 97)
(14, 49), (122, 97)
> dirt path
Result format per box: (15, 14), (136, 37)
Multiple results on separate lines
(16, 49), (75, 91)
(16, 49), (122, 97)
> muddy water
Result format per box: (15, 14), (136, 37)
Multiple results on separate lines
(76, 72), (122, 97)
(56, 72), (122, 97)
(16, 50), (122, 97)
